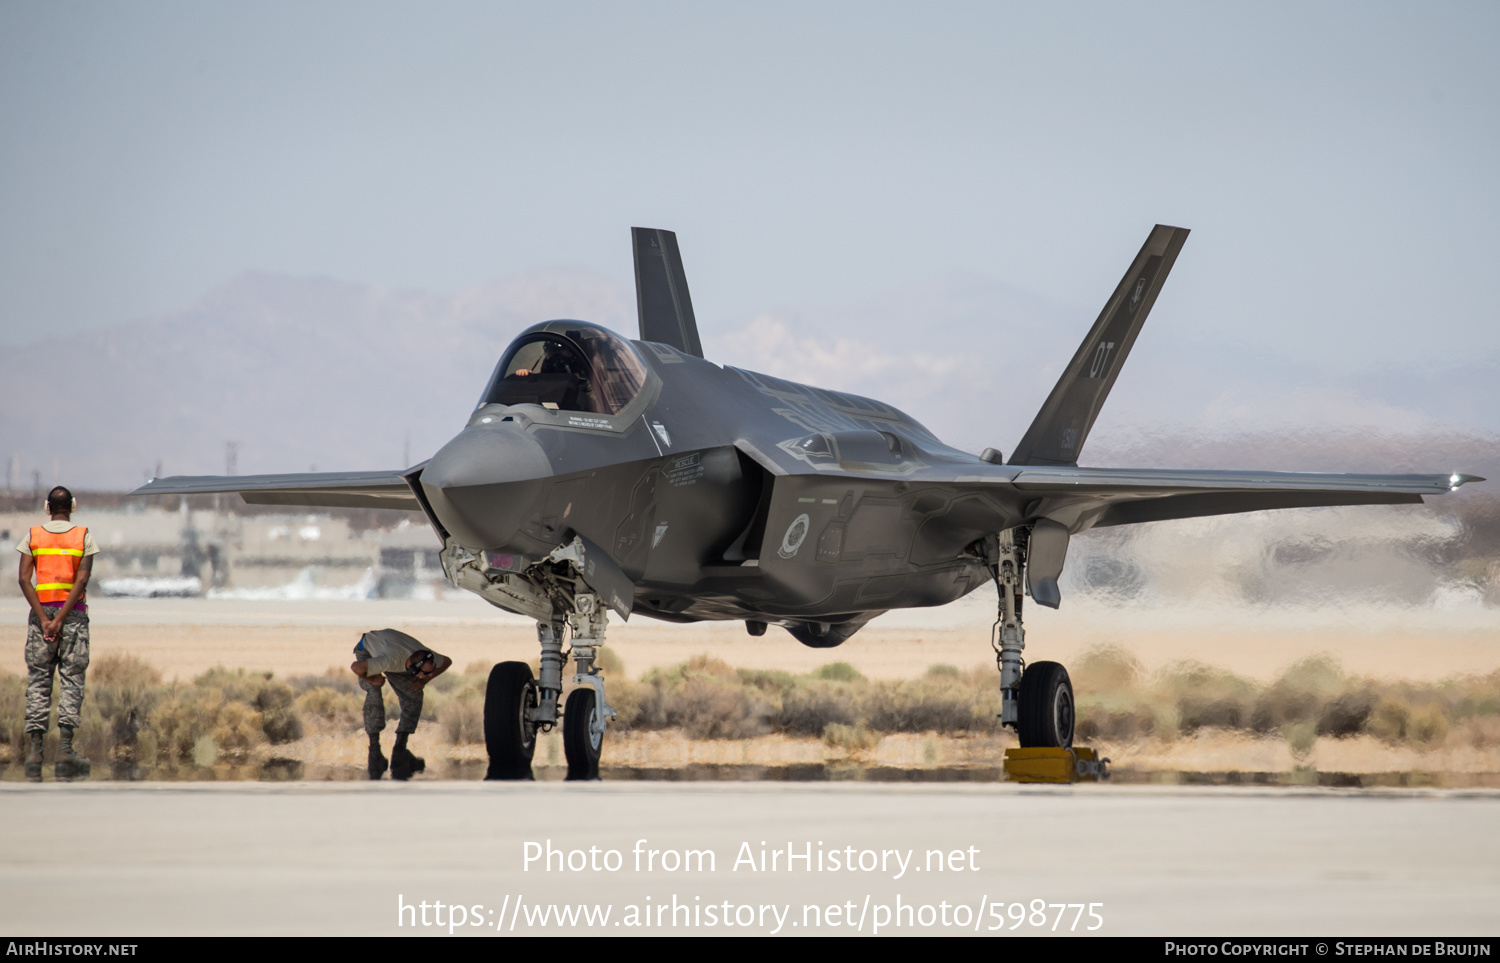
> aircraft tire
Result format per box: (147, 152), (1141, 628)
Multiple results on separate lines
(484, 661), (538, 780)
(563, 687), (603, 781)
(1017, 661), (1075, 748)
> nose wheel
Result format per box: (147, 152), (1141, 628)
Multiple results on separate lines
(484, 661), (539, 780)
(563, 687), (604, 781)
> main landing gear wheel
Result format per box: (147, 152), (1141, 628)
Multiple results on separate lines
(563, 687), (603, 781)
(484, 661), (539, 780)
(1017, 661), (1075, 748)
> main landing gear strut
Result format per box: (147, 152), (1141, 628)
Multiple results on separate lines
(992, 528), (1074, 748)
(484, 591), (616, 781)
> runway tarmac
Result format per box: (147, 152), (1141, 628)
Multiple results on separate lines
(2, 781), (1496, 937)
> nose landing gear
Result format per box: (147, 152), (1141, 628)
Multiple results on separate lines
(484, 588), (616, 781)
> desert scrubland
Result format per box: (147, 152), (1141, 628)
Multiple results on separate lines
(3, 589), (1497, 782)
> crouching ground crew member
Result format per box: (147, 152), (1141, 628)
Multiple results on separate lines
(350, 628), (451, 780)
(16, 486), (97, 782)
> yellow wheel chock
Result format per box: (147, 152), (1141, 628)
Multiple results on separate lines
(1003, 746), (1110, 783)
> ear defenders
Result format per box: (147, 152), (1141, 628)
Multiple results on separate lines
(43, 491), (77, 514)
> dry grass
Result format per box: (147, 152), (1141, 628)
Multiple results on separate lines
(4, 644), (1499, 777)
(1071, 643), (1500, 758)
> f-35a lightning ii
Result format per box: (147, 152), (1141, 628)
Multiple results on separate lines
(134, 225), (1483, 779)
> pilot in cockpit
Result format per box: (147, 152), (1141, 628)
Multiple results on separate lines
(485, 328), (645, 415)
(514, 340), (587, 380)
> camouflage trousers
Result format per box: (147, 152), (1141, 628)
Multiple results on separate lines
(361, 671), (423, 736)
(25, 609), (90, 733)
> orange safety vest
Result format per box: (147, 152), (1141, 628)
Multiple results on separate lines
(30, 526), (87, 604)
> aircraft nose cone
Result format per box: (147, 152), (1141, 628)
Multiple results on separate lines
(420, 424), (552, 549)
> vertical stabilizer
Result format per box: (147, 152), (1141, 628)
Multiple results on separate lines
(632, 227), (704, 358)
(1009, 225), (1189, 466)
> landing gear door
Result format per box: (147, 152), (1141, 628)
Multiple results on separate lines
(561, 533), (635, 620)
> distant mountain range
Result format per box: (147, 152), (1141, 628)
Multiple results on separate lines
(3, 268), (1495, 490)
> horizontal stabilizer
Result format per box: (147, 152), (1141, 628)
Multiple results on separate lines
(132, 470), (420, 511)
(1092, 489), (1421, 527)
(632, 226), (704, 358)
(1010, 225), (1190, 467)
(1003, 467), (1482, 529)
(1009, 467), (1481, 496)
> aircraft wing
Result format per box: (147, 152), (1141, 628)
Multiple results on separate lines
(1000, 466), (1483, 529)
(131, 470), (421, 510)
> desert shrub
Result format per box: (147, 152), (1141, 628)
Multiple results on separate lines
(296, 686), (363, 728)
(1072, 644), (1145, 693)
(67, 698), (111, 764)
(1461, 716), (1500, 748)
(1153, 660), (1258, 735)
(426, 670), (463, 694)
(1408, 705), (1450, 745)
(737, 668), (797, 695)
(775, 683), (856, 736)
(670, 678), (772, 739)
(1317, 690), (1374, 737)
(149, 687), (223, 762)
(605, 677), (644, 730)
(865, 679), (985, 733)
(87, 654), (162, 747)
(284, 669), (358, 695)
(184, 666), (304, 745)
(440, 691), (484, 744)
(260, 708), (303, 744)
(924, 664), (961, 679)
(1075, 699), (1160, 741)
(1250, 656), (1345, 733)
(253, 679), (303, 743)
(213, 701), (265, 756)
(1285, 720), (1319, 761)
(823, 723), (880, 752)
(815, 662), (864, 683)
(144, 683), (271, 762)
(632, 658), (773, 738)
(0, 672), (30, 757)
(595, 647), (625, 677)
(92, 653), (162, 688)
(194, 666), (272, 703)
(1447, 670), (1500, 721)
(1181, 697), (1250, 731)
(1367, 696), (1413, 742)
(680, 655), (738, 680)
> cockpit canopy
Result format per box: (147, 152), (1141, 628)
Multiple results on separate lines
(479, 321), (648, 416)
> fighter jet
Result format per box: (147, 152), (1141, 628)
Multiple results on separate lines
(134, 225), (1483, 779)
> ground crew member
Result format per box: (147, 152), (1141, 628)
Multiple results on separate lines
(16, 486), (97, 782)
(350, 628), (451, 780)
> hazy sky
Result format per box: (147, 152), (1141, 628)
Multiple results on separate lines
(2, 1), (1497, 374)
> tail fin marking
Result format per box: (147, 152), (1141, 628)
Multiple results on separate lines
(1008, 224), (1190, 466)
